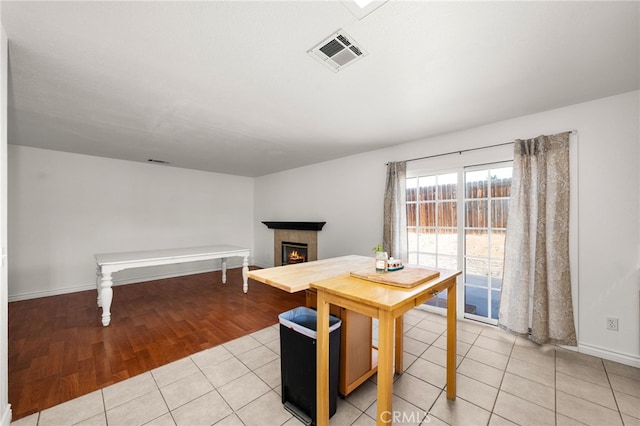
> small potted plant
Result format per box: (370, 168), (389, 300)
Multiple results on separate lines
(373, 244), (388, 273)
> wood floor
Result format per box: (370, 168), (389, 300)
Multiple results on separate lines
(8, 267), (305, 421)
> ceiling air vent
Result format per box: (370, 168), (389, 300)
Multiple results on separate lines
(308, 30), (367, 72)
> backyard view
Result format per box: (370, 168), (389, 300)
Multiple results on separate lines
(406, 166), (512, 323)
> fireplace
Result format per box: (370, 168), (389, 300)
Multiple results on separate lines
(282, 241), (308, 265)
(263, 221), (326, 266)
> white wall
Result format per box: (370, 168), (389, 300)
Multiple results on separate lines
(8, 146), (254, 300)
(1, 20), (11, 426)
(254, 91), (640, 366)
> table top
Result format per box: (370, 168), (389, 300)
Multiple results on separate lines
(247, 255), (374, 293)
(310, 269), (460, 312)
(95, 244), (250, 265)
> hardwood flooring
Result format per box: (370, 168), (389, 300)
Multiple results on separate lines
(8, 267), (305, 421)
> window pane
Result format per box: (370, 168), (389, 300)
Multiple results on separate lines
(425, 289), (448, 308)
(490, 231), (506, 260)
(437, 201), (457, 227)
(407, 203), (417, 227)
(490, 289), (501, 320)
(419, 176), (436, 201)
(466, 258), (488, 287)
(438, 173), (457, 200)
(406, 178), (417, 202)
(465, 229), (489, 258)
(437, 230), (457, 256)
(490, 259), (504, 289)
(465, 170), (488, 199)
(407, 227), (418, 252)
(438, 255), (458, 270)
(490, 167), (512, 198)
(418, 253), (436, 268)
(464, 286), (487, 316)
(491, 199), (509, 229)
(417, 228), (436, 253)
(408, 252), (418, 264)
(419, 202), (436, 227)
(465, 200), (488, 228)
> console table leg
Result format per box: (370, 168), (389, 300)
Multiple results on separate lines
(242, 256), (249, 293)
(221, 258), (227, 284)
(100, 272), (113, 327)
(95, 266), (102, 307)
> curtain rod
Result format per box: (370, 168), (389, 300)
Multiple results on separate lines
(387, 129), (577, 165)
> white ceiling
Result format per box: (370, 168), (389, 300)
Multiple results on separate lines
(2, 1), (638, 177)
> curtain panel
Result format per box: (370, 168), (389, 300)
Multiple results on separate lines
(498, 132), (576, 346)
(383, 161), (407, 262)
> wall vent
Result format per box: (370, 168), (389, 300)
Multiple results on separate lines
(308, 30), (367, 72)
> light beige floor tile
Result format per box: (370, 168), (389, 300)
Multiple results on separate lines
(223, 334), (262, 356)
(493, 390), (555, 425)
(10, 413), (39, 426)
(556, 391), (623, 426)
(106, 389), (168, 426)
(250, 325), (280, 344)
(457, 319), (486, 335)
(507, 356), (555, 388)
(351, 413), (377, 426)
(405, 327), (439, 345)
(213, 413), (245, 426)
(622, 414), (640, 426)
(455, 373), (499, 411)
(474, 335), (514, 356)
(604, 359), (640, 381)
(500, 372), (555, 410)
(556, 371), (617, 409)
(432, 334), (472, 356)
(392, 372), (441, 412)
(217, 372), (270, 411)
(38, 390), (104, 426)
(429, 391), (491, 426)
(328, 398), (364, 426)
(510, 343), (556, 370)
(556, 357), (610, 387)
(457, 357), (504, 388)
(556, 413), (586, 426)
(253, 358), (281, 389)
(414, 317), (447, 334)
(420, 344), (463, 368)
(102, 372), (158, 410)
(556, 348), (604, 371)
(614, 389), (640, 419)
(453, 328), (480, 345)
(609, 373), (640, 398)
(403, 314), (423, 327)
(403, 335), (430, 356)
(143, 412), (176, 426)
(345, 380), (378, 412)
(201, 356), (250, 388)
(488, 414), (519, 426)
(402, 351), (418, 372)
(264, 338), (280, 355)
(236, 344), (278, 370)
(480, 326), (517, 344)
(190, 344), (234, 370)
(466, 345), (510, 370)
(406, 357), (447, 388)
(75, 412), (108, 426)
(235, 390), (292, 425)
(171, 390), (232, 426)
(151, 357), (199, 388)
(366, 395), (427, 425)
(160, 371), (214, 410)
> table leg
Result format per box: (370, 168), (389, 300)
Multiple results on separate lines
(95, 266), (102, 308)
(100, 272), (113, 327)
(446, 281), (457, 400)
(395, 315), (404, 374)
(316, 292), (330, 426)
(221, 258), (227, 284)
(242, 255), (249, 293)
(377, 310), (394, 425)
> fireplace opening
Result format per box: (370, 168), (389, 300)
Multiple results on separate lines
(282, 241), (308, 265)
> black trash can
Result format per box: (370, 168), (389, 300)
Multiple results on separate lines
(279, 306), (341, 426)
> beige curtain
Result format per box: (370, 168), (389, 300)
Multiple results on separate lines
(498, 132), (576, 345)
(383, 161), (407, 262)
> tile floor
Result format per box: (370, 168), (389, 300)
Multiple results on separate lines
(11, 308), (640, 426)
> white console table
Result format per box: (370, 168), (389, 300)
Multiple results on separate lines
(95, 245), (250, 326)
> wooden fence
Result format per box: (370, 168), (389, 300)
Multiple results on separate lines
(407, 178), (511, 229)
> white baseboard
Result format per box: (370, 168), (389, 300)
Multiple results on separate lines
(578, 342), (640, 368)
(0, 404), (12, 426)
(8, 263), (247, 302)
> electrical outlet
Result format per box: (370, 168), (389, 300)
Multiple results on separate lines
(606, 317), (618, 331)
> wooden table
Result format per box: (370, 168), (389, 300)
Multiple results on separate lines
(311, 269), (460, 426)
(95, 245), (250, 326)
